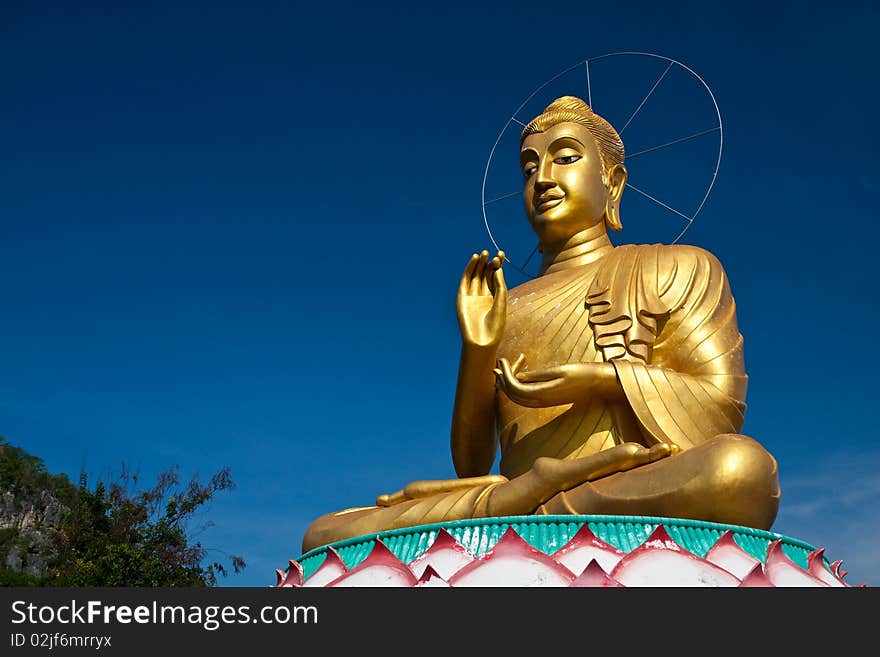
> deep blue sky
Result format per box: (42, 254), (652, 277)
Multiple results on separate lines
(2, 1), (878, 586)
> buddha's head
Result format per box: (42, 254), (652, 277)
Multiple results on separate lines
(520, 96), (627, 247)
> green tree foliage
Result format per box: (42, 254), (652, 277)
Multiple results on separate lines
(0, 437), (76, 506)
(0, 437), (245, 586)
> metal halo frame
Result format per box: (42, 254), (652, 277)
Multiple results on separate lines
(481, 52), (724, 279)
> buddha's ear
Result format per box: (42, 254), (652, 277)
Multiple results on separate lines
(604, 163), (627, 232)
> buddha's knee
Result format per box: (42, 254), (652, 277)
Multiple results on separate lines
(542, 434), (780, 529)
(301, 512), (337, 554)
(700, 434), (779, 491)
(301, 506), (380, 554)
(692, 433), (780, 529)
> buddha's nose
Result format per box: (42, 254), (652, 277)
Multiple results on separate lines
(535, 178), (556, 192)
(535, 161), (555, 189)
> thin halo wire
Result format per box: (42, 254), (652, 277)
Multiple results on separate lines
(625, 126), (720, 159)
(585, 60), (592, 108)
(481, 52), (724, 278)
(619, 60), (673, 135)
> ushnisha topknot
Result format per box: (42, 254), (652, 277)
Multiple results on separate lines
(521, 96), (625, 173)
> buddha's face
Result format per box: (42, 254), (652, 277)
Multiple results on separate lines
(520, 121), (609, 245)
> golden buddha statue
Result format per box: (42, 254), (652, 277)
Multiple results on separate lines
(301, 96), (780, 554)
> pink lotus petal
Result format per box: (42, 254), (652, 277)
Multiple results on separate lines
(551, 524), (625, 575)
(610, 525), (740, 587)
(448, 527), (575, 587)
(407, 529), (476, 580)
(705, 530), (760, 580)
(415, 565), (451, 587)
(569, 559), (624, 587)
(327, 540), (417, 587)
(302, 546), (349, 587)
(276, 560), (304, 587)
(738, 563), (775, 587)
(807, 549), (847, 587)
(764, 540), (827, 587)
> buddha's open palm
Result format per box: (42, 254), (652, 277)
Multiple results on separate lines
(457, 250), (507, 349)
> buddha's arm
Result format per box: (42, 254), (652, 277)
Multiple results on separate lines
(450, 251), (507, 477)
(451, 345), (501, 476)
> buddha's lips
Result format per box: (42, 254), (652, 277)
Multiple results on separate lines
(536, 195), (564, 211)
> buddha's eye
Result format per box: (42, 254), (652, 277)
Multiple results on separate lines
(523, 164), (537, 179)
(554, 154), (581, 165)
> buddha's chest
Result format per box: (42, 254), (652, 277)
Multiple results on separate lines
(499, 270), (601, 369)
(498, 258), (671, 369)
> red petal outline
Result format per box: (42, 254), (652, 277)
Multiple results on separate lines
(448, 527), (575, 587)
(738, 563), (774, 587)
(416, 565), (451, 587)
(569, 559), (624, 587)
(807, 548), (848, 587)
(764, 540), (827, 587)
(610, 525), (740, 587)
(552, 524), (625, 575)
(705, 530), (760, 580)
(276, 559), (304, 587)
(326, 540), (417, 587)
(407, 528), (476, 580)
(302, 546), (348, 587)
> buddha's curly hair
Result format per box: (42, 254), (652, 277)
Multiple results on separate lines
(521, 96), (625, 173)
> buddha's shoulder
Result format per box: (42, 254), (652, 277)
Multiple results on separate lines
(615, 242), (726, 272)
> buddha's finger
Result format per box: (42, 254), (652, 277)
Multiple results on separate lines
(376, 490), (408, 507)
(493, 368), (506, 392)
(490, 266), (507, 302)
(499, 362), (552, 407)
(648, 443), (680, 462)
(632, 443), (677, 468)
(500, 360), (549, 400)
(512, 352), (525, 375)
(460, 253), (479, 295)
(470, 250), (490, 296)
(482, 257), (500, 295)
(506, 380), (558, 408)
(516, 365), (564, 382)
(485, 256), (501, 290)
(516, 371), (548, 382)
(462, 253), (479, 279)
(490, 249), (505, 268)
(496, 358), (518, 387)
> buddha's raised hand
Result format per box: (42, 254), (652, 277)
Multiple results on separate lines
(456, 250), (507, 349)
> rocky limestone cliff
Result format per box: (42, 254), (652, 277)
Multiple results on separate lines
(0, 437), (75, 583)
(0, 486), (67, 579)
